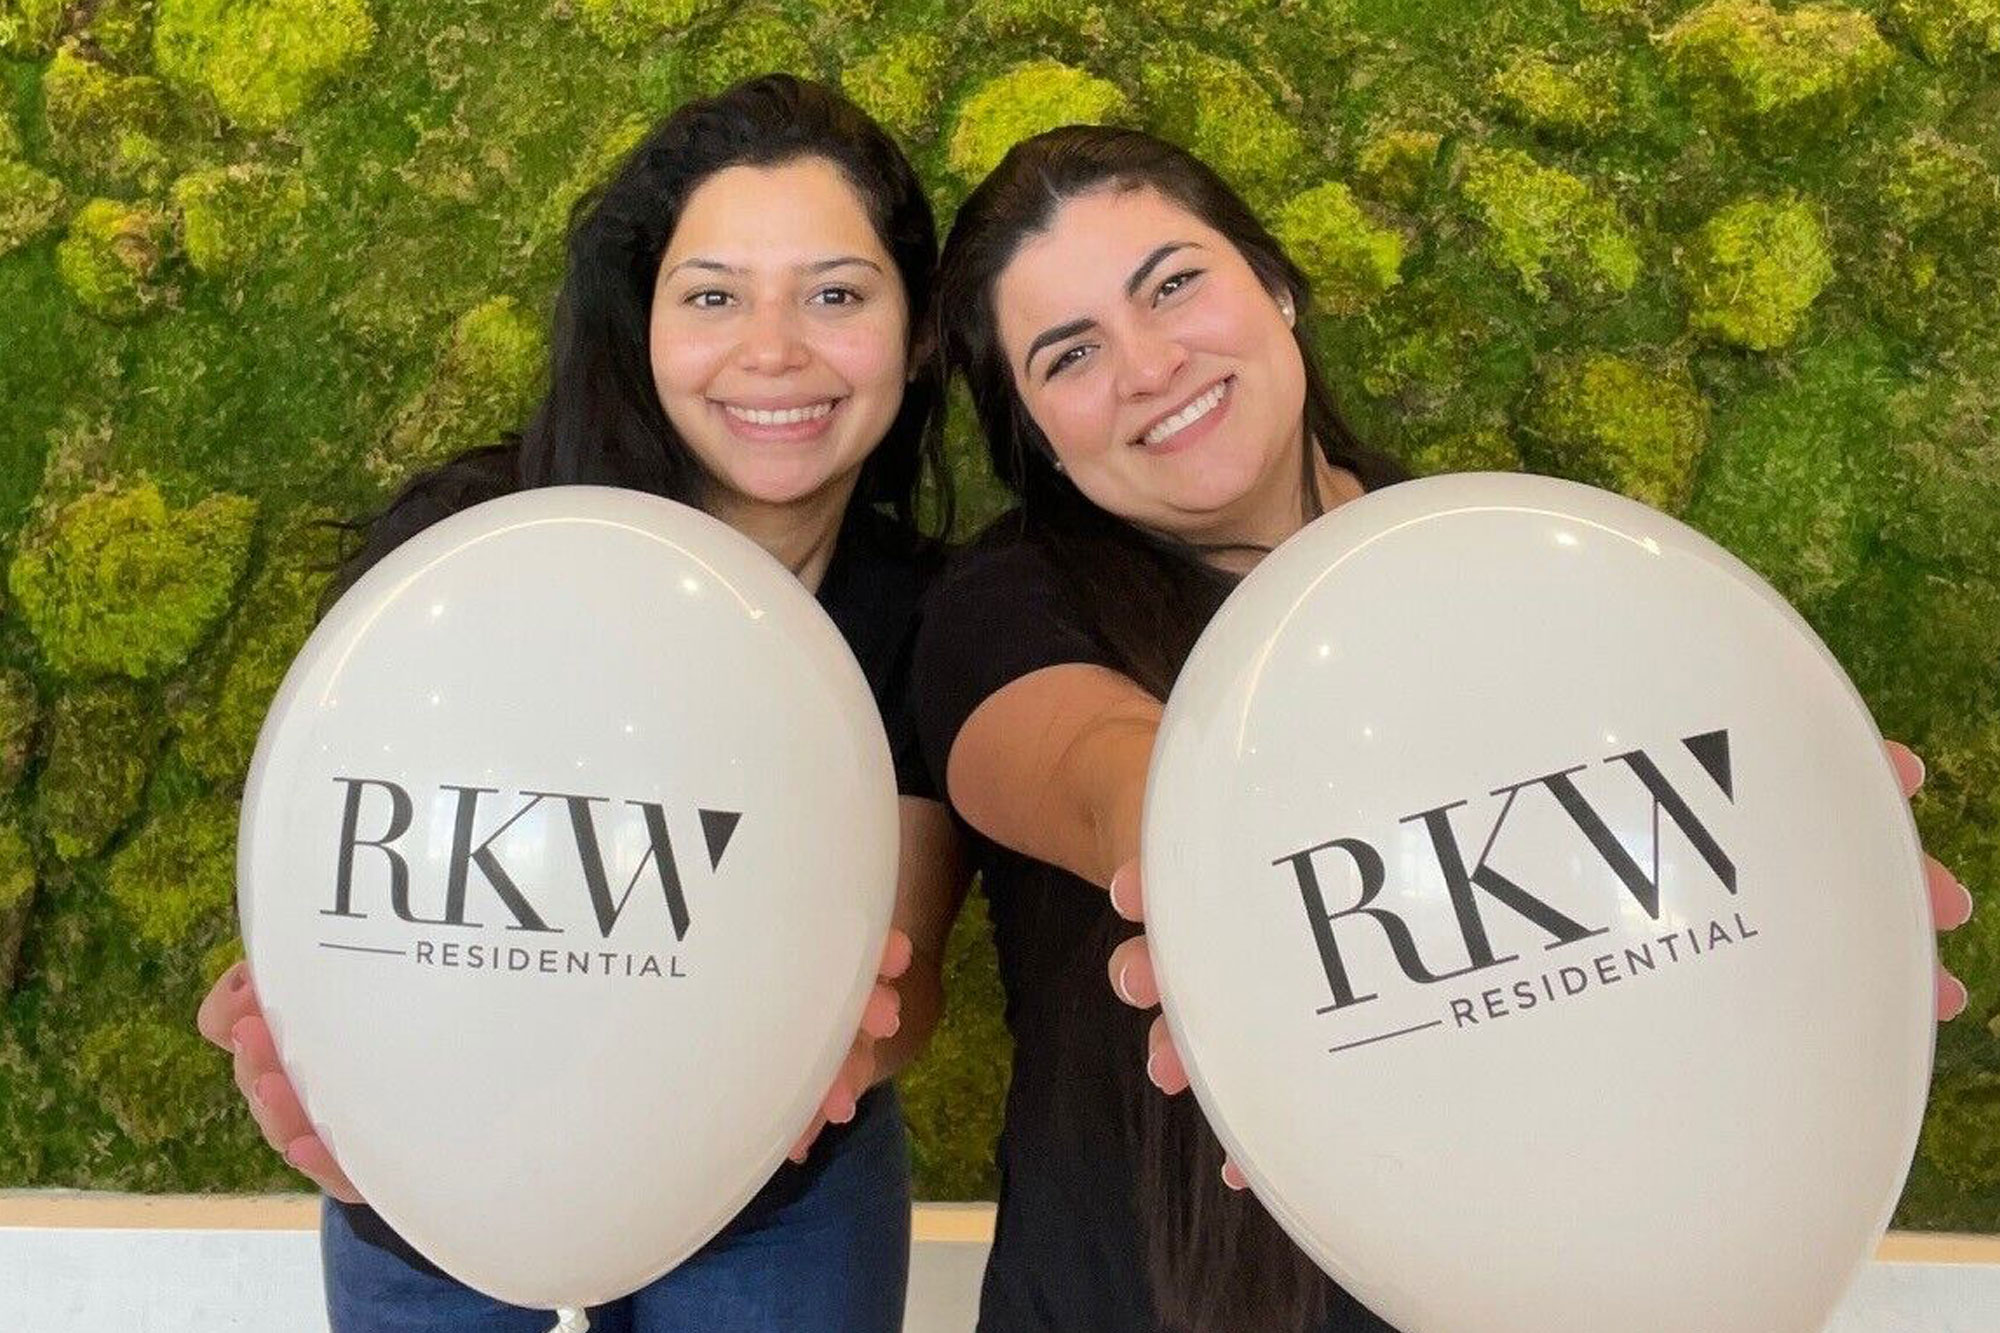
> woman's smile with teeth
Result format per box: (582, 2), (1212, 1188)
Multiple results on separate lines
(1139, 378), (1230, 447)
(722, 400), (838, 425)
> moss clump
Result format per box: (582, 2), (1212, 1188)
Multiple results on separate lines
(0, 822), (35, 994)
(106, 799), (236, 950)
(1891, 0), (2000, 63)
(576, 0), (716, 49)
(1273, 182), (1405, 315)
(1681, 195), (1833, 350)
(78, 1016), (219, 1146)
(1404, 427), (1525, 476)
(365, 297), (545, 488)
(685, 8), (815, 94)
(1683, 337), (1884, 610)
(1524, 353), (1709, 511)
(1354, 128), (1442, 211)
(966, 0), (1111, 45)
(1458, 146), (1641, 300)
(1880, 130), (1999, 236)
(41, 43), (175, 190)
(842, 34), (947, 143)
(8, 484), (258, 680)
(0, 669), (38, 795)
(1879, 371), (2000, 570)
(1662, 1), (1896, 151)
(530, 116), (650, 250)
(1345, 274), (1486, 407)
(1487, 53), (1619, 140)
(0, 0), (68, 57)
(75, 0), (154, 66)
(153, 0), (376, 131)
(1142, 46), (1305, 203)
(0, 160), (65, 259)
(170, 165), (307, 280)
(171, 520), (336, 785)
(948, 61), (1130, 183)
(54, 198), (176, 322)
(36, 681), (161, 861)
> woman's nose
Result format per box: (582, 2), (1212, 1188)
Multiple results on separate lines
(1116, 326), (1187, 399)
(737, 303), (810, 374)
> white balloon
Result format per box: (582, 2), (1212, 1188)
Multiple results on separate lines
(239, 487), (898, 1309)
(1143, 473), (1934, 1333)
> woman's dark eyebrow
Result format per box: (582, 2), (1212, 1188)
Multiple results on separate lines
(1024, 318), (1095, 376)
(1125, 241), (1199, 298)
(662, 255), (883, 280)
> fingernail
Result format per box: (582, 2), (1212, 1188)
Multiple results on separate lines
(1942, 974), (1968, 1020)
(1114, 963), (1136, 1006)
(1913, 752), (1927, 788)
(882, 1010), (901, 1038)
(1947, 879), (1974, 928)
(1144, 1048), (1161, 1090)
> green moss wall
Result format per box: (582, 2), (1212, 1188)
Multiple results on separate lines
(0, 0), (1993, 1224)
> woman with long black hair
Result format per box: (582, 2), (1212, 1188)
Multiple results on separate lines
(197, 74), (967, 1333)
(915, 124), (1974, 1333)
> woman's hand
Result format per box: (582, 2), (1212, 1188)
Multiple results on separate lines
(195, 962), (363, 1203)
(1105, 862), (1249, 1190)
(1887, 741), (1975, 1020)
(1107, 740), (1975, 1191)
(786, 927), (911, 1164)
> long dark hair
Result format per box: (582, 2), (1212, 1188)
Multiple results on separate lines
(337, 74), (949, 604)
(937, 126), (1406, 1333)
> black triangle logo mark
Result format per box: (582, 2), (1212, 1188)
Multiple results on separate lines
(700, 809), (742, 870)
(1682, 729), (1733, 800)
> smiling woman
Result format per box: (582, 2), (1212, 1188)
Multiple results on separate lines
(914, 124), (1977, 1333)
(191, 74), (970, 1333)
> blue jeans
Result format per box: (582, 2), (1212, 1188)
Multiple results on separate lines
(323, 1084), (912, 1332)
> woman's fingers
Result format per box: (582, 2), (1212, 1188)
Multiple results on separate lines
(859, 982), (902, 1041)
(1939, 964), (1969, 1022)
(1886, 740), (1924, 799)
(791, 1035), (881, 1164)
(280, 1134), (363, 1205)
(195, 962), (257, 1051)
(1109, 861), (1144, 923)
(878, 928), (913, 982)
(228, 1016), (281, 1113)
(1108, 935), (1158, 1010)
(1221, 1158), (1248, 1191)
(248, 1067), (317, 1156)
(1145, 1015), (1189, 1095)
(1927, 856), (1974, 931)
(789, 1115), (827, 1164)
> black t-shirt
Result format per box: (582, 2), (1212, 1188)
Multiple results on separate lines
(328, 443), (941, 1273)
(911, 513), (1404, 1333)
